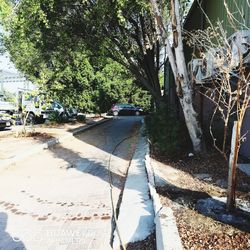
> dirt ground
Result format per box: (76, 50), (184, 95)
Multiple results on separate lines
(0, 119), (89, 139)
(152, 150), (250, 250)
(126, 233), (156, 250)
(2, 118), (249, 249)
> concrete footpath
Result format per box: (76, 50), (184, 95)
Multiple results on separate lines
(0, 117), (183, 249)
(112, 126), (183, 250)
(112, 128), (155, 248)
(0, 117), (111, 171)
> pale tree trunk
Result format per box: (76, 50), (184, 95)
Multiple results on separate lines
(171, 0), (203, 152)
(179, 98), (203, 152)
(150, 0), (203, 152)
(227, 121), (239, 211)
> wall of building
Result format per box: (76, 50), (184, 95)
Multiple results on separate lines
(183, 0), (250, 159)
(240, 108), (250, 160)
(204, 0), (250, 35)
(0, 70), (35, 94)
(184, 0), (250, 62)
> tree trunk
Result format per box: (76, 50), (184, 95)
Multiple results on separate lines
(170, 0), (203, 152)
(150, 0), (203, 152)
(179, 93), (203, 152)
(226, 122), (238, 210)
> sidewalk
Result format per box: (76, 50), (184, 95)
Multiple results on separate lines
(0, 117), (111, 171)
(0, 117), (181, 249)
(112, 126), (182, 250)
(112, 128), (155, 248)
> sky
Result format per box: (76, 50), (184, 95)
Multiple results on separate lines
(0, 54), (19, 74)
(0, 25), (19, 74)
(0, 26), (31, 93)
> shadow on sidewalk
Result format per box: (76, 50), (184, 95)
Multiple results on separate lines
(0, 212), (26, 249)
(49, 144), (126, 189)
(73, 116), (142, 161)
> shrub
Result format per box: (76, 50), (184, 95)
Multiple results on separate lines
(145, 106), (186, 157)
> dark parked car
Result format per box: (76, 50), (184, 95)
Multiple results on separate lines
(0, 112), (12, 130)
(109, 103), (143, 116)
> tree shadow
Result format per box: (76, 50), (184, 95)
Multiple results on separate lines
(0, 212), (26, 249)
(43, 117), (142, 189)
(49, 144), (126, 189)
(157, 183), (250, 233)
(73, 116), (142, 161)
(153, 151), (250, 193)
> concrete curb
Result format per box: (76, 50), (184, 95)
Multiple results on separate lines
(112, 126), (155, 249)
(144, 138), (183, 250)
(0, 118), (111, 172)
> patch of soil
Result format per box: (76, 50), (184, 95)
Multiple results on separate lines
(29, 132), (55, 142)
(14, 132), (54, 142)
(126, 233), (156, 250)
(175, 207), (250, 250)
(153, 150), (250, 250)
(40, 120), (85, 129)
(152, 150), (250, 193)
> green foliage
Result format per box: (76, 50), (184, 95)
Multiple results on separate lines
(0, 0), (12, 22)
(2, 0), (163, 107)
(145, 106), (186, 156)
(1, 0), (194, 115)
(130, 89), (152, 112)
(2, 0), (154, 114)
(36, 46), (97, 112)
(93, 59), (151, 113)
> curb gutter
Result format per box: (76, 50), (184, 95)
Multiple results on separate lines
(0, 118), (111, 172)
(144, 136), (183, 250)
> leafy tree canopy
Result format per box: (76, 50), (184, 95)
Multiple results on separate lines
(1, 0), (154, 112)
(94, 59), (151, 113)
(4, 0), (164, 105)
(0, 0), (12, 21)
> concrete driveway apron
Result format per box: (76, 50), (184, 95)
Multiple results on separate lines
(0, 116), (142, 250)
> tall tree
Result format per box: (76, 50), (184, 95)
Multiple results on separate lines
(3, 0), (163, 105)
(3, 0), (203, 152)
(2, 4), (150, 113)
(0, 0), (11, 20)
(94, 59), (151, 113)
(150, 0), (203, 152)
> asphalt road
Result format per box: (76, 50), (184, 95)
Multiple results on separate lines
(0, 116), (142, 250)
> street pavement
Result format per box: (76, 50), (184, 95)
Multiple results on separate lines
(0, 116), (142, 250)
